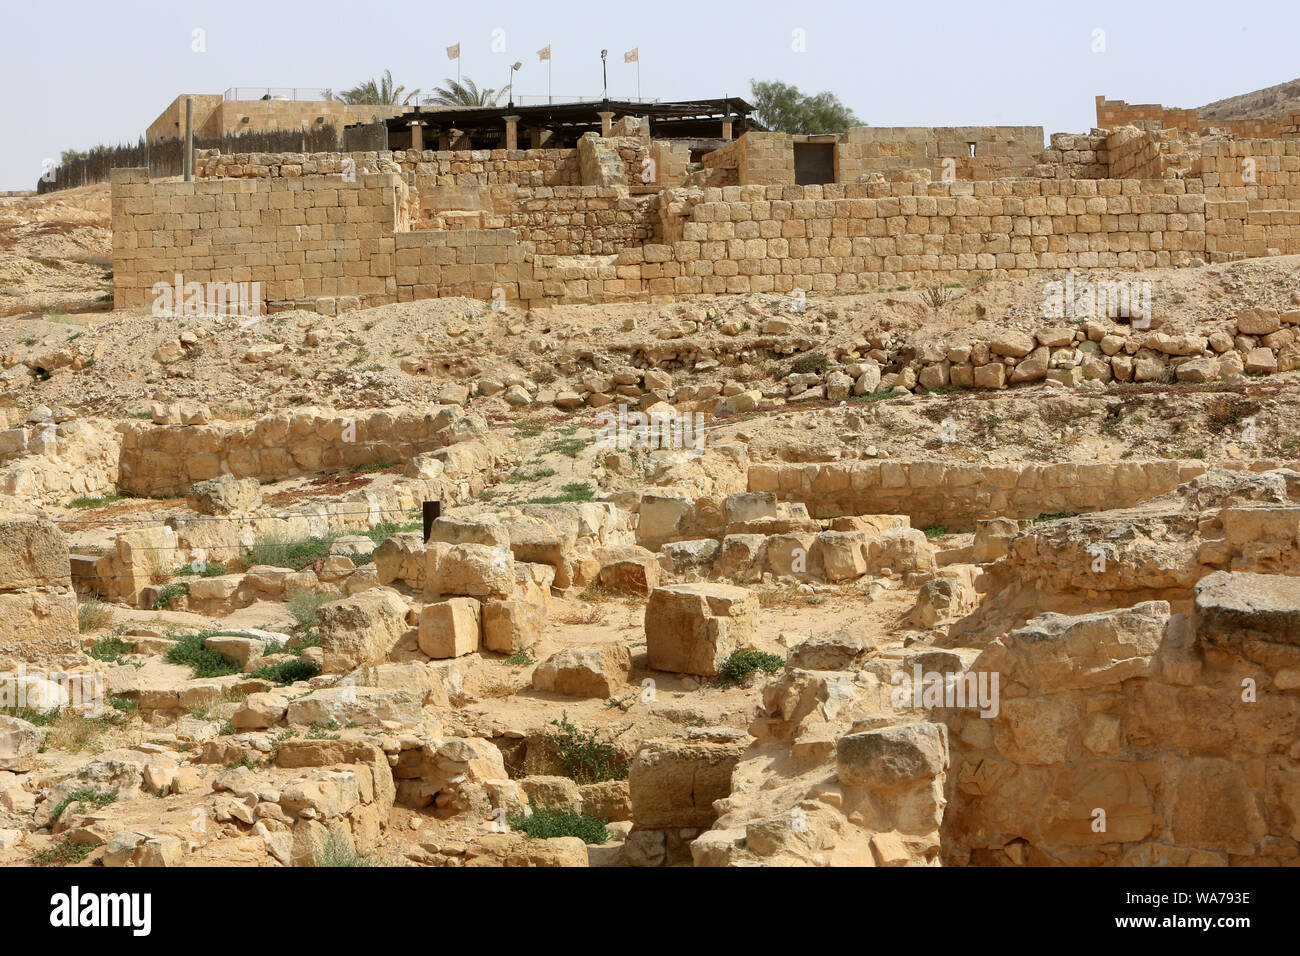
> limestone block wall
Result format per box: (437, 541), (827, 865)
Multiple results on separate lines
(1199, 139), (1300, 260)
(0, 518), (79, 661)
(149, 97), (403, 143)
(114, 148), (1300, 310)
(1106, 127), (1201, 180)
(504, 187), (655, 255)
(147, 95), (225, 142)
(1034, 133), (1109, 180)
(943, 583), (1300, 866)
(110, 167), (405, 310)
(115, 404), (487, 497)
(647, 176), (1206, 297)
(393, 228), (530, 303)
(748, 459), (1218, 529)
(836, 126), (1045, 182)
(1097, 95), (1286, 139)
(1096, 96), (1200, 133)
(196, 148), (582, 188)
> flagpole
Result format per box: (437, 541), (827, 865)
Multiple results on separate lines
(637, 59), (641, 100)
(549, 57), (552, 104)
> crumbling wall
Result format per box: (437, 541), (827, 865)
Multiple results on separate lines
(1097, 95), (1286, 139)
(748, 459), (1219, 529)
(0, 518), (79, 662)
(115, 404), (490, 497)
(196, 148), (582, 188)
(1033, 132), (1110, 180)
(944, 575), (1300, 866)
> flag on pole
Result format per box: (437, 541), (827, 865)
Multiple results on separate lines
(624, 47), (638, 63)
(537, 44), (551, 61)
(446, 42), (460, 60)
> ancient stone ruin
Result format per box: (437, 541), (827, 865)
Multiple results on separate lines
(4, 76), (1300, 873)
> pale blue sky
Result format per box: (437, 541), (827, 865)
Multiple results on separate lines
(3, 0), (1299, 189)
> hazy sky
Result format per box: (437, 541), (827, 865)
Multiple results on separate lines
(3, 0), (1299, 189)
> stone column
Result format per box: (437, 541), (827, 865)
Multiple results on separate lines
(503, 115), (520, 151)
(597, 111), (615, 138)
(408, 120), (424, 151)
(722, 117), (734, 141)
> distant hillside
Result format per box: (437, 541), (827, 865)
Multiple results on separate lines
(1199, 77), (1300, 122)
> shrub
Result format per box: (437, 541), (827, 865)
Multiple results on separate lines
(314, 834), (378, 867)
(245, 658), (321, 685)
(789, 352), (828, 376)
(50, 787), (118, 823)
(286, 591), (331, 635)
(32, 837), (95, 866)
(68, 494), (126, 508)
(165, 632), (239, 678)
(527, 482), (595, 505)
(85, 634), (132, 662)
(719, 649), (785, 684)
(174, 560), (226, 577)
(509, 806), (609, 844)
(244, 532), (338, 571)
(362, 519), (422, 547)
(544, 712), (628, 784)
(922, 525), (948, 539)
(152, 581), (189, 610)
(77, 597), (113, 633)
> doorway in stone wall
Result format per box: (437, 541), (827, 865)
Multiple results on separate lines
(793, 142), (835, 185)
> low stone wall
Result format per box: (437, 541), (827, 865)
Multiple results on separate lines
(196, 147), (582, 187)
(944, 578), (1300, 865)
(116, 404), (490, 498)
(0, 518), (79, 662)
(745, 458), (1292, 529)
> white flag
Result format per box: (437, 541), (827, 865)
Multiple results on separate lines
(624, 47), (638, 63)
(446, 42), (460, 60)
(537, 44), (551, 62)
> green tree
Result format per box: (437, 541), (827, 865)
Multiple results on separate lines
(427, 78), (499, 107)
(338, 70), (420, 106)
(749, 79), (861, 134)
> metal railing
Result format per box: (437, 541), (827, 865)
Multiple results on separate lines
(223, 87), (336, 102)
(411, 93), (662, 108)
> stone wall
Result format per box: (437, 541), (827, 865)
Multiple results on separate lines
(748, 458), (1228, 530)
(835, 126), (1046, 183)
(1034, 133), (1110, 180)
(111, 136), (1300, 310)
(1199, 139), (1300, 260)
(196, 147), (582, 188)
(943, 576), (1300, 866)
(115, 404), (489, 498)
(503, 187), (655, 255)
(148, 96), (404, 144)
(111, 167), (406, 310)
(1106, 127), (1200, 180)
(0, 518), (79, 662)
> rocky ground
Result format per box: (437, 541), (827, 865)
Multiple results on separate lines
(2, 185), (1299, 868)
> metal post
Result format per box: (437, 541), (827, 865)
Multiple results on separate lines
(422, 500), (442, 542)
(184, 96), (194, 182)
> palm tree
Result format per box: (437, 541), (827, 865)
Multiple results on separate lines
(427, 78), (499, 107)
(337, 70), (420, 106)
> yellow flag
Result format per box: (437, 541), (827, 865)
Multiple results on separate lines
(624, 47), (638, 63)
(446, 43), (460, 60)
(537, 44), (551, 61)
